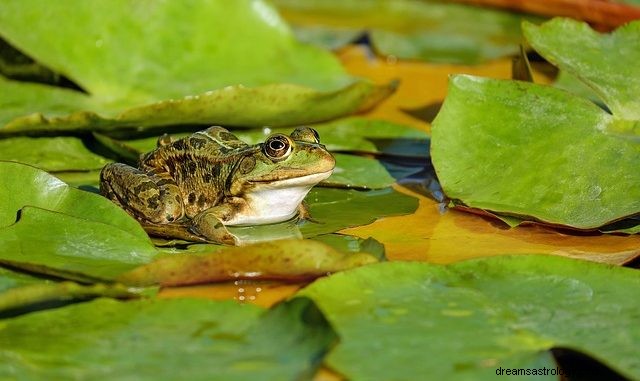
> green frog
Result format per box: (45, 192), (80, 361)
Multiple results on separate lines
(100, 126), (335, 245)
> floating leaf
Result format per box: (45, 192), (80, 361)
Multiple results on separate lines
(298, 255), (640, 380)
(0, 297), (336, 381)
(0, 136), (110, 171)
(0, 207), (157, 282)
(327, 153), (396, 189)
(300, 187), (419, 237)
(524, 18), (640, 120)
(431, 75), (640, 229)
(0, 280), (138, 317)
(0, 267), (43, 293)
(274, 0), (535, 64)
(119, 239), (379, 287)
(0, 0), (392, 134)
(0, 161), (146, 237)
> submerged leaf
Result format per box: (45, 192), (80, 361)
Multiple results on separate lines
(299, 255), (640, 380)
(431, 75), (640, 229)
(0, 0), (391, 133)
(120, 239), (378, 287)
(300, 187), (419, 237)
(0, 297), (336, 381)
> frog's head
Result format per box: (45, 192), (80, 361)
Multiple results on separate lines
(231, 127), (335, 193)
(228, 127), (334, 224)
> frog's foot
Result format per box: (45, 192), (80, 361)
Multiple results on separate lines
(100, 163), (183, 223)
(297, 202), (319, 223)
(189, 210), (237, 245)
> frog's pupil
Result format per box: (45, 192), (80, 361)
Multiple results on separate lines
(270, 140), (284, 150)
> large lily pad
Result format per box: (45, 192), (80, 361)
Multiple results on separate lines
(431, 19), (640, 230)
(431, 74), (640, 229)
(298, 255), (640, 380)
(0, 0), (391, 134)
(273, 0), (534, 64)
(0, 297), (335, 380)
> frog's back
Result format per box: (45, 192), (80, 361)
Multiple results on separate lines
(140, 127), (255, 216)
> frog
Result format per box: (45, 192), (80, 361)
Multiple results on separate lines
(99, 126), (335, 245)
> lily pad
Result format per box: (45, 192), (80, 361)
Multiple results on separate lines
(0, 206), (158, 282)
(0, 161), (146, 237)
(0, 136), (110, 171)
(119, 239), (379, 287)
(523, 19), (640, 120)
(298, 255), (640, 380)
(0, 267), (44, 294)
(431, 75), (640, 229)
(0, 279), (138, 317)
(0, 0), (392, 134)
(0, 297), (336, 381)
(300, 187), (419, 236)
(273, 0), (535, 64)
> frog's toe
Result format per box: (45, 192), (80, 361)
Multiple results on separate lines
(190, 212), (237, 245)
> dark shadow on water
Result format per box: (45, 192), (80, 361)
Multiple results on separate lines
(400, 102), (443, 124)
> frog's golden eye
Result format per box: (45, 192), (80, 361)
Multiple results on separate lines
(264, 134), (292, 161)
(290, 127), (320, 144)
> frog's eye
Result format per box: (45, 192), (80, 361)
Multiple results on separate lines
(264, 134), (292, 161)
(290, 127), (320, 144)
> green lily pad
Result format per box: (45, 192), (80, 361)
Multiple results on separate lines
(0, 136), (110, 171)
(327, 153), (396, 189)
(0, 161), (146, 237)
(0, 297), (336, 380)
(298, 255), (640, 380)
(300, 187), (419, 236)
(0, 0), (392, 134)
(431, 75), (640, 229)
(119, 239), (379, 287)
(0, 267), (44, 294)
(273, 0), (536, 64)
(0, 279), (138, 317)
(0, 206), (158, 282)
(523, 19), (640, 120)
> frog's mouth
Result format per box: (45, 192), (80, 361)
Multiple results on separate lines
(248, 170), (333, 188)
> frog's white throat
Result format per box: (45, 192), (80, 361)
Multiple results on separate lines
(226, 171), (332, 226)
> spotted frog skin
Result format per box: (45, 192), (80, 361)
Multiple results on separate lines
(100, 126), (335, 245)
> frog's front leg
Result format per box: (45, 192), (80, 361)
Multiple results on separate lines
(100, 163), (183, 223)
(188, 202), (245, 245)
